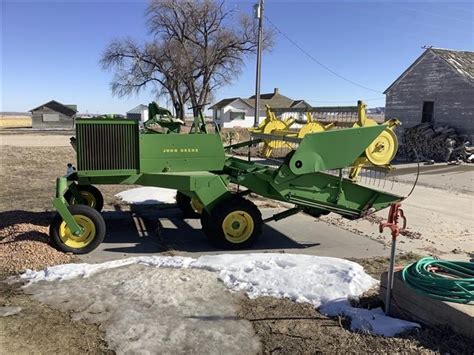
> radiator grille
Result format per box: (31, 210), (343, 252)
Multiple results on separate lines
(77, 122), (139, 171)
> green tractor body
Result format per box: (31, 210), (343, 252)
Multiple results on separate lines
(51, 107), (403, 253)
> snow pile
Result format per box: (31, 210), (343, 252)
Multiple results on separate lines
(193, 254), (378, 307)
(22, 256), (194, 282)
(115, 187), (176, 205)
(320, 299), (420, 337)
(21, 253), (419, 336)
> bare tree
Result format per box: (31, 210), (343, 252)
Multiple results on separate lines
(101, 0), (273, 118)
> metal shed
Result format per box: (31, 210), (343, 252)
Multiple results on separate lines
(30, 100), (77, 129)
(126, 104), (149, 123)
(384, 48), (474, 138)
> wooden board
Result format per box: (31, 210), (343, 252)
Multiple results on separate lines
(380, 270), (474, 340)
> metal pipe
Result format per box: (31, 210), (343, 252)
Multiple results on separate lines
(385, 236), (397, 315)
(253, 0), (264, 127)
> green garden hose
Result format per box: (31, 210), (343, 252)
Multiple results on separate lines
(401, 257), (474, 304)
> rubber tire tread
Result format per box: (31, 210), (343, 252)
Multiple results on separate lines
(203, 196), (262, 249)
(64, 185), (104, 212)
(49, 205), (106, 254)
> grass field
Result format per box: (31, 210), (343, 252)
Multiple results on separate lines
(0, 116), (32, 128)
(0, 145), (126, 212)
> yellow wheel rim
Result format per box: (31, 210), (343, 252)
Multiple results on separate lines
(365, 129), (398, 166)
(222, 210), (254, 244)
(353, 118), (398, 166)
(70, 191), (96, 208)
(59, 214), (96, 249)
(190, 197), (204, 214)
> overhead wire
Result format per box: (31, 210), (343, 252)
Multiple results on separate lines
(264, 15), (384, 95)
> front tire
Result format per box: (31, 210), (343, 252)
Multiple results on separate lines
(50, 205), (106, 254)
(65, 185), (104, 212)
(202, 196), (262, 249)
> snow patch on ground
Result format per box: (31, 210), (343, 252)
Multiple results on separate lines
(21, 255), (194, 282)
(0, 306), (22, 317)
(21, 253), (419, 337)
(193, 254), (378, 307)
(115, 187), (176, 204)
(25, 266), (261, 354)
(320, 299), (420, 337)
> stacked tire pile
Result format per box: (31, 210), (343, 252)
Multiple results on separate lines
(396, 123), (470, 162)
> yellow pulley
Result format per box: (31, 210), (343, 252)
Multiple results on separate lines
(349, 101), (400, 180)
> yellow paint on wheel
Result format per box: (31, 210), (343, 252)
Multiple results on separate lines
(222, 210), (254, 244)
(70, 191), (96, 208)
(297, 121), (325, 138)
(352, 118), (398, 166)
(190, 197), (204, 214)
(365, 128), (398, 166)
(59, 214), (96, 249)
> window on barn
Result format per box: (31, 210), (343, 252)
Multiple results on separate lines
(230, 112), (245, 120)
(42, 113), (60, 122)
(421, 101), (434, 124)
(214, 109), (221, 120)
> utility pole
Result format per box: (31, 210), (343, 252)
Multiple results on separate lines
(253, 0), (264, 127)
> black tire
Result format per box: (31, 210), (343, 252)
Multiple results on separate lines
(50, 205), (106, 254)
(64, 185), (104, 212)
(176, 191), (200, 218)
(200, 210), (211, 234)
(303, 208), (330, 218)
(203, 196), (262, 249)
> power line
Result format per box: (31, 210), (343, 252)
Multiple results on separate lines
(308, 97), (385, 104)
(264, 15), (383, 94)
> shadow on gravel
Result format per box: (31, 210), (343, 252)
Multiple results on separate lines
(0, 210), (53, 229)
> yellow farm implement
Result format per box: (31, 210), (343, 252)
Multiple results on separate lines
(249, 101), (400, 180)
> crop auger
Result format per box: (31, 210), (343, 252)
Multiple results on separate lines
(249, 100), (400, 180)
(48, 101), (404, 254)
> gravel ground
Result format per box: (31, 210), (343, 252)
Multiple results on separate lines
(0, 211), (74, 277)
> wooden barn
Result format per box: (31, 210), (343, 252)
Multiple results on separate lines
(384, 48), (474, 139)
(30, 100), (77, 129)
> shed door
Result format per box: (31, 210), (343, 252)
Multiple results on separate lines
(421, 101), (434, 124)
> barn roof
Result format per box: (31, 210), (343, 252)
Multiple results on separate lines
(384, 48), (474, 94)
(127, 104), (148, 114)
(209, 88), (311, 110)
(30, 100), (77, 117)
(431, 48), (474, 81)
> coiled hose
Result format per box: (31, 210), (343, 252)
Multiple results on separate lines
(402, 257), (474, 304)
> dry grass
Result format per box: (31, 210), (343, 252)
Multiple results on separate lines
(238, 296), (473, 354)
(0, 116), (32, 128)
(0, 279), (110, 354)
(0, 145), (128, 212)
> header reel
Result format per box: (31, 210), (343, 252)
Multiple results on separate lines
(249, 101), (400, 180)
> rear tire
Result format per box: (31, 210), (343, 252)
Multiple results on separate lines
(50, 205), (105, 254)
(176, 191), (200, 218)
(65, 185), (104, 212)
(202, 196), (262, 249)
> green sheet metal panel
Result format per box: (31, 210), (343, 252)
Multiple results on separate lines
(289, 125), (386, 174)
(139, 133), (226, 173)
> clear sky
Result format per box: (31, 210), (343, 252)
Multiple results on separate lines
(1, 0), (473, 114)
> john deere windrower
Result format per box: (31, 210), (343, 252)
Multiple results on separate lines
(49, 102), (403, 254)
